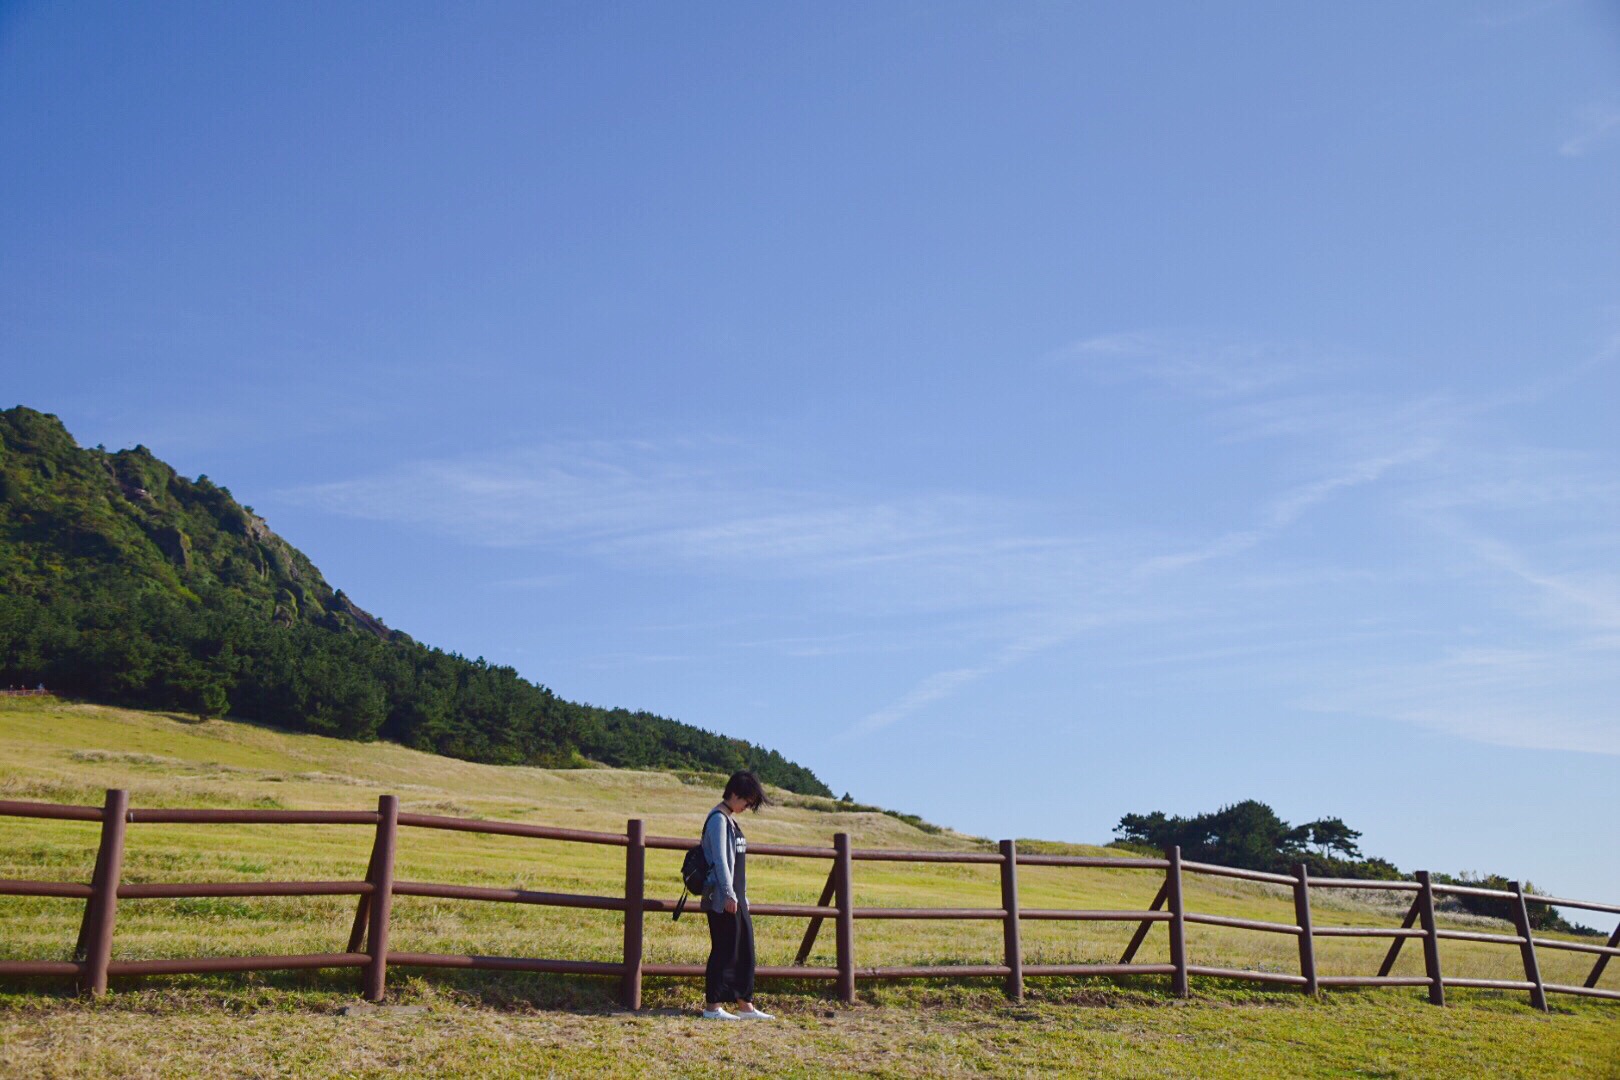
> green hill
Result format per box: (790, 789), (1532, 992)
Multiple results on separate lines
(0, 406), (829, 795)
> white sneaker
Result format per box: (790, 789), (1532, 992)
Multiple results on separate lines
(701, 1007), (741, 1020)
(736, 1007), (774, 1020)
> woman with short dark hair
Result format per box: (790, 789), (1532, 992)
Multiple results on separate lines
(701, 770), (773, 1019)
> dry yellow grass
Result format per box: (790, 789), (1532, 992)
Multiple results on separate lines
(1, 697), (1616, 1077)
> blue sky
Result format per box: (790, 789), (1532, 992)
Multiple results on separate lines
(4, 2), (1619, 905)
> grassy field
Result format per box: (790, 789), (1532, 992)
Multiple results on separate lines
(1, 696), (1616, 1077)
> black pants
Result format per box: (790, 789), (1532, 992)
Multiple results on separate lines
(704, 907), (755, 1003)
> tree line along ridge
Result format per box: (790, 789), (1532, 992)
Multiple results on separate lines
(0, 406), (829, 796)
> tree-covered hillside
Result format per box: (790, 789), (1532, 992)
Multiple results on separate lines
(0, 406), (830, 795)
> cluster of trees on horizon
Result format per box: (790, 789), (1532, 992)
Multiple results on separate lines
(1112, 799), (1597, 935)
(0, 406), (831, 797)
(0, 583), (829, 794)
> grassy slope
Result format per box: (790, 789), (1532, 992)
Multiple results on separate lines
(0, 697), (1616, 1078)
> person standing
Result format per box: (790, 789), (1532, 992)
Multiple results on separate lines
(701, 770), (774, 1020)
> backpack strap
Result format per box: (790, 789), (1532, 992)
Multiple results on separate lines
(716, 808), (738, 878)
(698, 806), (737, 906)
(703, 806), (731, 876)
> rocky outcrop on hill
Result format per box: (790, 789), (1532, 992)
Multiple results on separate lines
(0, 406), (388, 639)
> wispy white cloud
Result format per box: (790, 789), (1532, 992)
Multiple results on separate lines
(845, 449), (1429, 739)
(287, 329), (1620, 758)
(283, 445), (1008, 581)
(852, 332), (1620, 752)
(1559, 101), (1620, 158)
(1290, 514), (1620, 756)
(1133, 446), (1434, 577)
(283, 443), (1124, 644)
(1264, 447), (1435, 526)
(1211, 390), (1465, 453)
(1407, 445), (1620, 513)
(841, 617), (1117, 740)
(1299, 637), (1620, 756)
(1444, 524), (1620, 634)
(1051, 331), (1319, 399)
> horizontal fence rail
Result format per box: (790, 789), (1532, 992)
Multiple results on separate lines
(0, 791), (1616, 1012)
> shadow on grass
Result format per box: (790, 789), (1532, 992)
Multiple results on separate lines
(0, 970), (1583, 1021)
(0, 968), (860, 1015)
(0, 968), (618, 1013)
(0, 969), (1251, 1016)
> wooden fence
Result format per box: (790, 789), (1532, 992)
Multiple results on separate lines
(1, 790), (1616, 1011)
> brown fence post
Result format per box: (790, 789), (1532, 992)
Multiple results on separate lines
(999, 839), (1023, 1001)
(1415, 870), (1444, 1006)
(345, 832), (384, 953)
(834, 833), (855, 1005)
(1376, 895), (1421, 977)
(1118, 881), (1168, 964)
(1510, 882), (1547, 1012)
(362, 795), (399, 1002)
(1585, 920), (1620, 989)
(77, 789), (129, 996)
(1166, 845), (1189, 999)
(1293, 863), (1318, 997)
(793, 864), (838, 966)
(72, 792), (116, 964)
(622, 818), (645, 1010)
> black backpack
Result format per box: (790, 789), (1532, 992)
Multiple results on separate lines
(673, 810), (722, 920)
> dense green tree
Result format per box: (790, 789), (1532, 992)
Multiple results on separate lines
(1298, 816), (1362, 860)
(1118, 800), (1306, 870)
(1115, 801), (1594, 936)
